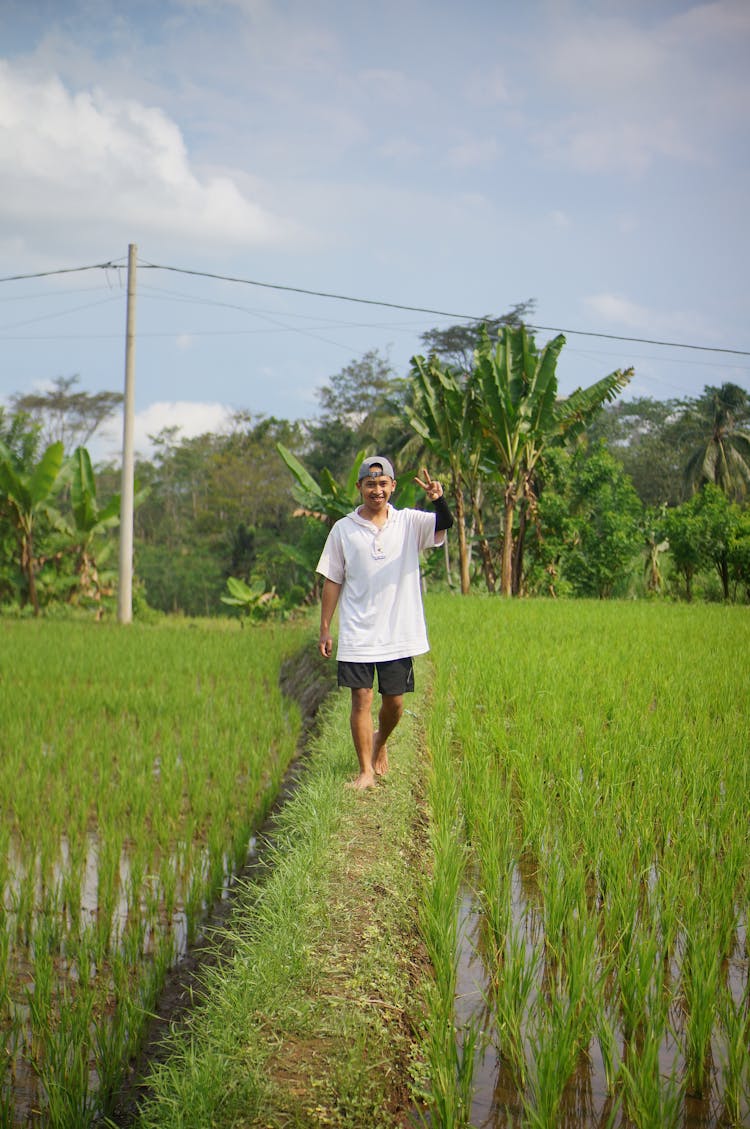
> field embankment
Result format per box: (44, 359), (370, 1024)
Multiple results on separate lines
(129, 672), (432, 1129)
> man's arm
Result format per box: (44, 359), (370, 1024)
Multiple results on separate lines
(432, 493), (454, 532)
(413, 466), (454, 534)
(319, 577), (342, 658)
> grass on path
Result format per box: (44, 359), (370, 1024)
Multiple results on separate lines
(129, 656), (432, 1129)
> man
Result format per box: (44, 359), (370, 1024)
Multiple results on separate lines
(317, 455), (453, 789)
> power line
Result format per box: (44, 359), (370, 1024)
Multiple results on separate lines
(141, 262), (750, 357)
(2, 257), (749, 359)
(0, 295), (123, 333)
(0, 261), (122, 282)
(528, 324), (749, 358)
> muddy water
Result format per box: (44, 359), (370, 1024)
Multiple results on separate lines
(455, 887), (749, 1128)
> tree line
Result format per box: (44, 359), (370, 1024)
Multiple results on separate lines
(1, 312), (749, 617)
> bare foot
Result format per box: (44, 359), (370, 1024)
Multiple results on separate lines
(372, 730), (389, 776)
(345, 771), (376, 791)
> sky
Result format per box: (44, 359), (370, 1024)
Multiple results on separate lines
(0, 0), (749, 462)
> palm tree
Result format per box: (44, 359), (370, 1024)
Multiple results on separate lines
(473, 326), (632, 596)
(683, 383), (750, 502)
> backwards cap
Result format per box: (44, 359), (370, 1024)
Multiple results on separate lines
(357, 455), (395, 481)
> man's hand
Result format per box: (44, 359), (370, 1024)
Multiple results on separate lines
(319, 578), (341, 661)
(414, 467), (444, 501)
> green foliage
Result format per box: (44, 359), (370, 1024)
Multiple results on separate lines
(0, 438), (67, 614)
(132, 414), (303, 614)
(682, 383), (750, 502)
(728, 507), (750, 599)
(661, 484), (746, 601)
(305, 349), (410, 480)
(136, 543), (227, 617)
(525, 446), (643, 598)
(524, 448), (577, 597)
(276, 441), (365, 527)
(469, 324), (632, 595)
(408, 354), (481, 593)
(564, 445), (643, 598)
(418, 300), (535, 371)
(61, 447), (125, 612)
(0, 435), (138, 617)
(0, 405), (43, 467)
(661, 498), (708, 602)
(3, 365), (746, 617)
(587, 396), (684, 506)
(69, 446), (117, 534)
(10, 374), (122, 451)
(600, 383), (750, 508)
(220, 575), (280, 621)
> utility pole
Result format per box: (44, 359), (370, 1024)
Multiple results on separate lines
(118, 243), (137, 624)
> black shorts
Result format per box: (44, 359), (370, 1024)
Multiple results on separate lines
(337, 657), (415, 696)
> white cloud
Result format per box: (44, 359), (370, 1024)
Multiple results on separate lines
(447, 137), (499, 169)
(583, 292), (714, 342)
(584, 293), (651, 330)
(376, 136), (424, 161)
(465, 66), (512, 107)
(134, 400), (236, 453)
(94, 400), (235, 461)
(531, 2), (750, 174)
(0, 60), (296, 258)
(548, 210), (571, 230)
(358, 68), (428, 106)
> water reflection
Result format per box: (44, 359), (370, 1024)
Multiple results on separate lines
(455, 879), (749, 1129)
(1, 829), (255, 1125)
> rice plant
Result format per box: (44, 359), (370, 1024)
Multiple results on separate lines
(419, 691), (478, 1128)
(425, 596), (750, 1127)
(0, 617), (309, 1125)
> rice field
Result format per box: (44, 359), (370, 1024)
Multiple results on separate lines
(0, 617), (309, 1127)
(2, 601), (748, 1128)
(422, 597), (749, 1128)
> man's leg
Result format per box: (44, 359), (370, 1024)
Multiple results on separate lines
(373, 694), (404, 776)
(349, 686), (376, 790)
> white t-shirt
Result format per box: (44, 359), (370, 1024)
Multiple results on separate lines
(316, 504), (443, 662)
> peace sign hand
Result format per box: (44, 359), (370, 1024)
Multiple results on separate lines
(414, 467), (444, 501)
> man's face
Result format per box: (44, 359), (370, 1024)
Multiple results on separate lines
(357, 469), (396, 510)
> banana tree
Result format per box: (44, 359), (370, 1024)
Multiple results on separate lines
(408, 354), (481, 594)
(63, 446), (125, 613)
(0, 439), (66, 614)
(276, 443), (366, 527)
(473, 326), (632, 595)
(220, 575), (280, 622)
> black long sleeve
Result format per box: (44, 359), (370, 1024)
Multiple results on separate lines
(432, 494), (454, 532)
